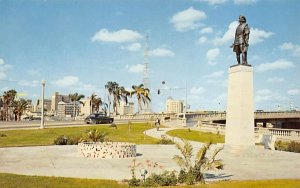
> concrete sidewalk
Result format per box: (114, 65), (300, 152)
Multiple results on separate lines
(0, 127), (300, 181)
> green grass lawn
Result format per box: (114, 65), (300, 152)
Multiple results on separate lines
(166, 129), (225, 144)
(0, 123), (159, 147)
(1, 173), (299, 188)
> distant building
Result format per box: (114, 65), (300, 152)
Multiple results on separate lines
(118, 101), (134, 115)
(57, 101), (80, 117)
(166, 97), (183, 113)
(51, 92), (70, 112)
(80, 98), (92, 116)
(33, 99), (51, 113)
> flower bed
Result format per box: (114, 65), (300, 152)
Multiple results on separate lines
(78, 142), (136, 158)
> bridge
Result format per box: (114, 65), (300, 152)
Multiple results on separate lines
(186, 111), (300, 121)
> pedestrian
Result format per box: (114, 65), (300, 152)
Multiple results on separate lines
(155, 118), (160, 131)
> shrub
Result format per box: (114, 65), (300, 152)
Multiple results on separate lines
(0, 133), (7, 137)
(86, 129), (107, 142)
(157, 136), (174, 145)
(275, 140), (300, 153)
(141, 171), (177, 187)
(67, 136), (82, 145)
(288, 141), (300, 153)
(54, 135), (68, 145)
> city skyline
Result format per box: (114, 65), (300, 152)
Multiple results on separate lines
(0, 0), (299, 112)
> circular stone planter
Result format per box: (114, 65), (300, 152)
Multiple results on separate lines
(78, 142), (136, 158)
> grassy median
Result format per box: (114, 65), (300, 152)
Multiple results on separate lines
(1, 173), (300, 188)
(0, 123), (158, 147)
(166, 129), (225, 144)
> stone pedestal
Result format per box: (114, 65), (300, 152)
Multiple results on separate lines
(225, 65), (255, 147)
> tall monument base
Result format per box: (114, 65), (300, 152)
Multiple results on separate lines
(225, 65), (255, 147)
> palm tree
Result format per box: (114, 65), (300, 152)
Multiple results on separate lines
(69, 93), (85, 118)
(173, 139), (223, 184)
(131, 84), (151, 113)
(12, 99), (28, 121)
(3, 90), (17, 121)
(105, 81), (119, 116)
(90, 93), (102, 113)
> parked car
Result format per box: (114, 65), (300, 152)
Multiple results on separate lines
(84, 113), (114, 124)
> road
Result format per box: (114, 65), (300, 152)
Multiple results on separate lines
(0, 119), (147, 131)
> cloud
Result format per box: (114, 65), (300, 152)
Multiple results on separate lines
(170, 7), (206, 32)
(288, 89), (299, 95)
(190, 86), (206, 95)
(91, 29), (142, 43)
(200, 27), (213, 34)
(198, 0), (228, 5)
(203, 70), (224, 78)
(279, 42), (300, 56)
(122, 43), (142, 51)
(128, 64), (144, 73)
(52, 76), (80, 87)
(267, 77), (285, 83)
(206, 48), (220, 63)
(213, 21), (273, 45)
(256, 59), (294, 72)
(149, 48), (175, 57)
(18, 80), (39, 87)
(255, 89), (286, 103)
(197, 36), (208, 44)
(0, 58), (12, 80)
(250, 28), (274, 45)
(234, 0), (257, 5)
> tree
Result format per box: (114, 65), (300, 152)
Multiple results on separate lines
(90, 93), (102, 113)
(105, 81), (118, 116)
(12, 99), (28, 121)
(131, 84), (151, 113)
(68, 93), (85, 118)
(173, 139), (223, 184)
(105, 82), (129, 115)
(2, 90), (17, 121)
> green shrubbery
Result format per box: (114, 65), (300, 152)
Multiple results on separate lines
(156, 136), (174, 145)
(275, 140), (300, 153)
(127, 139), (223, 187)
(53, 128), (108, 145)
(0, 133), (7, 137)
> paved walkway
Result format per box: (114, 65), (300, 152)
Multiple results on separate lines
(0, 126), (300, 181)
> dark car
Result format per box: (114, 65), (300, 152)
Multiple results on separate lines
(84, 113), (114, 124)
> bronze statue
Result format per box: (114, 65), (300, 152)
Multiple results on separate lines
(231, 15), (250, 65)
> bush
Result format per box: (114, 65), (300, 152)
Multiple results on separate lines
(128, 177), (141, 187)
(86, 129), (107, 142)
(54, 135), (68, 145)
(0, 133), (7, 137)
(288, 141), (300, 153)
(275, 140), (300, 153)
(54, 135), (82, 145)
(141, 171), (177, 187)
(157, 136), (174, 145)
(67, 136), (82, 145)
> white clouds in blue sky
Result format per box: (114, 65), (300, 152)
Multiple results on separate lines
(170, 7), (206, 31)
(0, 0), (299, 111)
(91, 29), (143, 43)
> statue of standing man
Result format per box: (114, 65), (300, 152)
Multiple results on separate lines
(231, 15), (250, 65)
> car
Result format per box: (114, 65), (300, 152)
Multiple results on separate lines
(84, 113), (114, 124)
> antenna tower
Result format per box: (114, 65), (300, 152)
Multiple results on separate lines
(142, 33), (152, 113)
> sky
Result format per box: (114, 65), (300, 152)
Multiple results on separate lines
(0, 0), (299, 112)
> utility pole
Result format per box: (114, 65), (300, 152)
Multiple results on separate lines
(40, 80), (45, 129)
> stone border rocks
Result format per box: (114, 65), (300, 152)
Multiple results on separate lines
(78, 142), (136, 158)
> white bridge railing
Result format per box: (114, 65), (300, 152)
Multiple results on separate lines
(196, 123), (300, 141)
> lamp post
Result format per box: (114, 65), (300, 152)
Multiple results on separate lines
(40, 80), (45, 129)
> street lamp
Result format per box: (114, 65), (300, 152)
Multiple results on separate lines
(40, 80), (45, 129)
